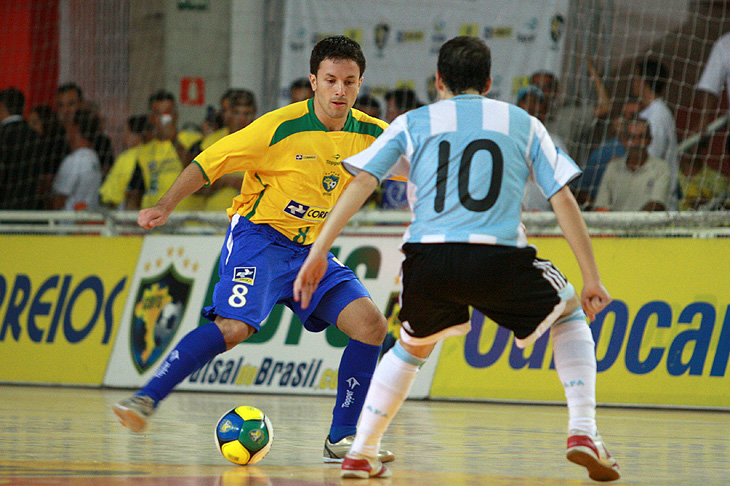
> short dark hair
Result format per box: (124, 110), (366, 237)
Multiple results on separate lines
(355, 94), (381, 111)
(529, 71), (558, 88)
(229, 89), (257, 110)
(221, 88), (251, 104)
(437, 36), (491, 95)
(0, 87), (25, 115)
(148, 89), (175, 108)
(636, 58), (668, 95)
(310, 35), (366, 77)
(384, 88), (420, 111)
(290, 77), (312, 90)
(73, 108), (100, 142)
(57, 83), (83, 99)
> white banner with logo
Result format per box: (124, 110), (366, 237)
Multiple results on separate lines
(103, 234), (439, 399)
(278, 0), (568, 106)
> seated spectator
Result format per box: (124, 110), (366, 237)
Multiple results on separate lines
(515, 85), (557, 212)
(380, 88), (422, 210)
(677, 153), (729, 210)
(530, 61), (611, 161)
(593, 118), (671, 211)
(354, 94), (382, 119)
(572, 100), (640, 208)
(632, 57), (679, 207)
(289, 77), (314, 103)
(125, 90), (201, 210)
(0, 87), (46, 209)
(200, 90), (258, 211)
(51, 108), (102, 211)
(56, 83), (115, 177)
(99, 114), (150, 209)
(28, 104), (68, 173)
(28, 104), (69, 207)
(193, 89), (256, 156)
(384, 87), (421, 123)
(200, 105), (222, 138)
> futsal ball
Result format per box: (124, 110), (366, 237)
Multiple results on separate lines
(215, 406), (274, 465)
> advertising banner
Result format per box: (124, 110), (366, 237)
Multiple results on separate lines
(430, 237), (730, 409)
(104, 234), (439, 398)
(0, 236), (141, 385)
(279, 0), (568, 106)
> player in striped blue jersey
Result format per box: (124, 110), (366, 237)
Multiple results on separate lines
(294, 36), (620, 481)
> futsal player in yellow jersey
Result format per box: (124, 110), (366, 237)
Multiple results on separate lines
(114, 36), (395, 464)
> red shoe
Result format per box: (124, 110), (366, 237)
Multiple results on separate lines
(340, 454), (392, 479)
(566, 430), (621, 482)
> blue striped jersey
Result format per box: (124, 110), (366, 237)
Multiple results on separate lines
(344, 94), (581, 247)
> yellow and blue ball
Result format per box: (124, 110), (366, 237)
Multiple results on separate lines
(215, 406), (273, 465)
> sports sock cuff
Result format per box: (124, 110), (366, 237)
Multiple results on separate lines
(555, 307), (587, 326)
(393, 340), (427, 367)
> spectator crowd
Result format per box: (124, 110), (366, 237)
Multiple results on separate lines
(2, 36), (730, 214)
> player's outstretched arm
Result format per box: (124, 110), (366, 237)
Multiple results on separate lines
(294, 171), (379, 309)
(549, 185), (611, 320)
(138, 163), (207, 229)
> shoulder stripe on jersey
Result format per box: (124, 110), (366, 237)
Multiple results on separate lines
(482, 99), (510, 135)
(344, 116), (385, 138)
(429, 100), (457, 134)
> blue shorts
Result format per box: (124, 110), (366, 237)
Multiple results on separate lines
(202, 215), (370, 332)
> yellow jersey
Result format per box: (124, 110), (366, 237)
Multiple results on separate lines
(194, 99), (387, 244)
(135, 131), (202, 210)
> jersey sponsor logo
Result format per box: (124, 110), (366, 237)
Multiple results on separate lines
(283, 200), (330, 222)
(322, 173), (340, 192)
(233, 266), (256, 285)
(295, 154), (317, 161)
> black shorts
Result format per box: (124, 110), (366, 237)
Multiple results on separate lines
(398, 243), (572, 346)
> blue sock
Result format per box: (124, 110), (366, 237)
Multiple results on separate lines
(329, 339), (381, 442)
(138, 322), (227, 405)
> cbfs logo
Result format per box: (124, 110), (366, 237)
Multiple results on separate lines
(131, 264), (192, 373)
(322, 173), (340, 193)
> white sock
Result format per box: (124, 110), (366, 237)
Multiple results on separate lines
(350, 341), (426, 458)
(551, 309), (597, 435)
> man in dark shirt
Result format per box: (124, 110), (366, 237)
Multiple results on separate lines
(0, 87), (46, 210)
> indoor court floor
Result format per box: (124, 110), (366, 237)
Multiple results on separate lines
(0, 385), (728, 485)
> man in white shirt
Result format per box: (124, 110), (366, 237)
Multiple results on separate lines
(51, 108), (102, 211)
(632, 58), (679, 208)
(594, 118), (671, 211)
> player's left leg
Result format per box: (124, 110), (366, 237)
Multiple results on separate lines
(317, 291), (394, 463)
(552, 295), (621, 481)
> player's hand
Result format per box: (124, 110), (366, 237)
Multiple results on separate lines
(293, 251), (328, 309)
(138, 205), (171, 229)
(581, 281), (611, 321)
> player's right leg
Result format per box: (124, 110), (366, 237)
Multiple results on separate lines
(114, 215), (280, 433)
(113, 317), (255, 433)
(340, 338), (433, 479)
(342, 243), (470, 478)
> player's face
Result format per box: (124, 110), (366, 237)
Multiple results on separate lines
(310, 58), (362, 129)
(229, 105), (256, 132)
